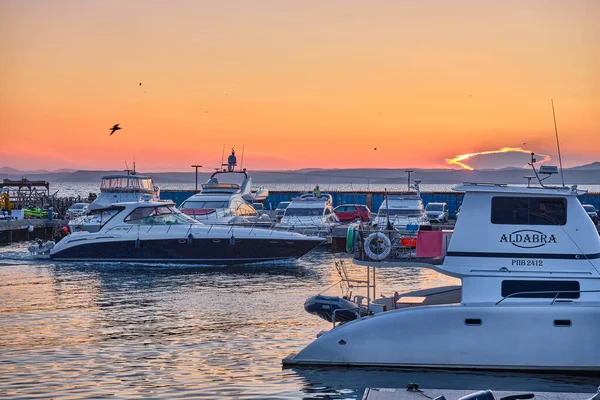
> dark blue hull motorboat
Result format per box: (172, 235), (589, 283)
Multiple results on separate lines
(304, 295), (368, 323)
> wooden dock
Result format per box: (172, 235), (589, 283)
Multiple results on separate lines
(363, 388), (598, 400)
(0, 219), (67, 244)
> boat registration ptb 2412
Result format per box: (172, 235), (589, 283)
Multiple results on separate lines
(511, 259), (544, 266)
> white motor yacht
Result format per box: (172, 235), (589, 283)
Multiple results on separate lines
(284, 164), (600, 371)
(278, 194), (340, 236)
(179, 149), (270, 226)
(69, 171), (159, 233)
(374, 194), (426, 234)
(180, 193), (272, 226)
(49, 200), (323, 264)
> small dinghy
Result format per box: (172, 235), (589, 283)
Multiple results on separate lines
(28, 239), (55, 256)
(304, 295), (368, 323)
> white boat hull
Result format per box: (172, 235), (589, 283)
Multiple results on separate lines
(284, 304), (600, 371)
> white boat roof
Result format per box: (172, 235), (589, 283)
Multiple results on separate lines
(452, 182), (587, 196)
(102, 173), (152, 179)
(288, 201), (328, 208)
(111, 200), (175, 209)
(183, 193), (238, 202)
(289, 195), (332, 206)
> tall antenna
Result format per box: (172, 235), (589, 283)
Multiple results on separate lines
(220, 145), (225, 169)
(551, 99), (565, 187)
(405, 170), (413, 191)
(240, 144), (245, 170)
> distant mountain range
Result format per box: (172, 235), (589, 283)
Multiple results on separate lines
(1, 162), (599, 186)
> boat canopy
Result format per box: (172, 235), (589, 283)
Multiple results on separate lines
(100, 175), (155, 193)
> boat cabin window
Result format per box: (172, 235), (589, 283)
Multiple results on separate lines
(285, 208), (324, 217)
(85, 208), (121, 227)
(99, 209), (120, 226)
(491, 197), (567, 225)
(125, 205), (197, 225)
(501, 280), (580, 299)
(180, 200), (229, 210)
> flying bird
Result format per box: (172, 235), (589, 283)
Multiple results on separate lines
(139, 82), (142, 86)
(374, 147), (377, 151)
(109, 124), (121, 136)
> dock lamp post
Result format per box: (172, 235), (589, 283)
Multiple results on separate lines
(191, 165), (203, 192)
(405, 170), (414, 191)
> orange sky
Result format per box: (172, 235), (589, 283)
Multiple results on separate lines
(0, 0), (598, 171)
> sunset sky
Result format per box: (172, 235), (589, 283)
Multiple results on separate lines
(1, 0), (598, 172)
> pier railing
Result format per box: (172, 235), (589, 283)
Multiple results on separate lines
(351, 226), (449, 265)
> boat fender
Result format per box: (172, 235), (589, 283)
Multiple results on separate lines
(187, 233), (194, 245)
(346, 223), (359, 253)
(229, 235), (236, 246)
(363, 232), (391, 260)
(135, 238), (141, 249)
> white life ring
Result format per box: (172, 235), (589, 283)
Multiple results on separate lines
(363, 232), (392, 260)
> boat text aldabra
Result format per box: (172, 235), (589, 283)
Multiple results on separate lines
(51, 200), (323, 264)
(285, 171), (600, 371)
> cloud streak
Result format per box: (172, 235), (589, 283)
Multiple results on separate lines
(446, 147), (551, 170)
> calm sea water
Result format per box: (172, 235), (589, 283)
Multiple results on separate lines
(0, 245), (597, 399)
(50, 182), (600, 199)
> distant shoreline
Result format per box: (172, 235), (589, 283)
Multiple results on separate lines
(2, 163), (600, 186)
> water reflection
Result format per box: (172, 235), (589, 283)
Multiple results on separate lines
(290, 367), (600, 398)
(0, 243), (596, 399)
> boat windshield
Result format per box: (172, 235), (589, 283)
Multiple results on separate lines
(100, 176), (154, 193)
(77, 208), (121, 227)
(583, 205), (596, 213)
(378, 209), (422, 217)
(209, 171), (246, 186)
(125, 205), (197, 225)
(425, 204), (443, 212)
(180, 200), (229, 210)
(276, 202), (290, 210)
(285, 208), (324, 217)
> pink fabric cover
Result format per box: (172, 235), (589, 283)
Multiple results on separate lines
(416, 230), (443, 258)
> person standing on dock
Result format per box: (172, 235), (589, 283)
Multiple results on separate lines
(314, 185), (321, 198)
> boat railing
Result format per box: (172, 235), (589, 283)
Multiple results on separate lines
(332, 307), (362, 328)
(353, 228), (418, 262)
(351, 225), (450, 264)
(495, 289), (600, 305)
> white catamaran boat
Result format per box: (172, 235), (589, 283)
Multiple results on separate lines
(284, 160), (600, 371)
